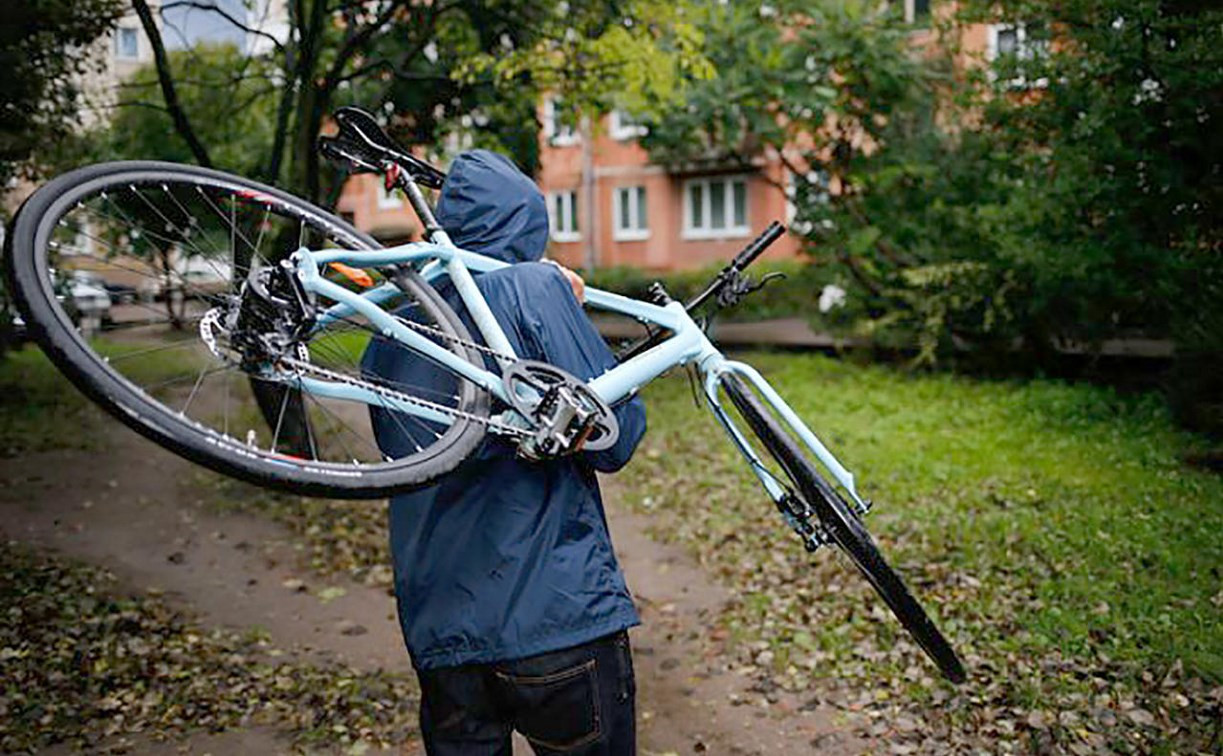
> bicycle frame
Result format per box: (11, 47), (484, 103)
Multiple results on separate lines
(286, 240), (868, 512)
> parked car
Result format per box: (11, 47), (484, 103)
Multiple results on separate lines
(73, 270), (138, 305)
(68, 271), (112, 326)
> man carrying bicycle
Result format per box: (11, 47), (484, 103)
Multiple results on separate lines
(362, 149), (647, 755)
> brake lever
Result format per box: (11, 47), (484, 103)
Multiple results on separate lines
(753, 271), (788, 290)
(715, 270), (787, 309)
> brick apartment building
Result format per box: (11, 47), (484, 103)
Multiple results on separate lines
(33, 0), (1027, 275)
(535, 108), (803, 272)
(342, 7), (1023, 272)
(56, 0), (1024, 275)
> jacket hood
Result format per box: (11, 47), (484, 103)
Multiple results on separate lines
(435, 150), (548, 264)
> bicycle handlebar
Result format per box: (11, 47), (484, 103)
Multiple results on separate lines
(683, 221), (786, 313)
(614, 221), (787, 362)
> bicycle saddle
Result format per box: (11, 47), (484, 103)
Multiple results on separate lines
(318, 106), (447, 189)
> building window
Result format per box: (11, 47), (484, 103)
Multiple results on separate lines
(903, 0), (930, 24)
(377, 182), (402, 209)
(683, 176), (749, 239)
(609, 110), (647, 141)
(613, 186), (648, 241)
(549, 191), (580, 242)
(542, 97), (578, 147)
(986, 23), (1049, 86)
(115, 27), (140, 60)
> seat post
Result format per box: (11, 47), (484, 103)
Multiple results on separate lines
(396, 174), (444, 240)
(391, 171), (520, 361)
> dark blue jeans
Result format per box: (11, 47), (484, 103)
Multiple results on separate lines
(416, 631), (636, 755)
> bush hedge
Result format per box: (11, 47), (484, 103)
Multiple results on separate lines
(582, 260), (860, 329)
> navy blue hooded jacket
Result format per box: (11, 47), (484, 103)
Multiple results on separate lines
(361, 150), (646, 670)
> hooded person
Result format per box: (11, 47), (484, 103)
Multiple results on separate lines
(361, 149), (646, 754)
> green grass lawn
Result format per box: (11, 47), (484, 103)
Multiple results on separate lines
(617, 352), (1221, 751)
(5, 343), (1218, 750)
(0, 338), (209, 457)
(0, 347), (99, 456)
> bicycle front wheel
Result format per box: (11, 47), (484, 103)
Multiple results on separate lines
(4, 161), (489, 498)
(720, 374), (966, 683)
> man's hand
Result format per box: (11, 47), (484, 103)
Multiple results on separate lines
(544, 260), (586, 303)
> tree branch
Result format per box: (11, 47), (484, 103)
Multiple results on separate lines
(110, 100), (172, 113)
(323, 1), (405, 89)
(159, 0), (286, 53)
(132, 0), (212, 167)
(264, 0), (301, 183)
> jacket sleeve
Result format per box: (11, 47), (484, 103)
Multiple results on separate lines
(519, 264), (647, 472)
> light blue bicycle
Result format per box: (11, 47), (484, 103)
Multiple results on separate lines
(4, 107), (965, 682)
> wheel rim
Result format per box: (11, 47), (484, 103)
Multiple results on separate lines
(19, 165), (487, 484)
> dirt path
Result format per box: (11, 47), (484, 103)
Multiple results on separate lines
(605, 491), (861, 756)
(1, 425), (857, 754)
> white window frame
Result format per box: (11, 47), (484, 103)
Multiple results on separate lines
(608, 110), (647, 141)
(986, 23), (1049, 88)
(612, 185), (649, 241)
(542, 97), (579, 147)
(549, 190), (581, 242)
(902, 0), (930, 24)
(682, 176), (750, 240)
(115, 26), (140, 60)
(377, 181), (403, 209)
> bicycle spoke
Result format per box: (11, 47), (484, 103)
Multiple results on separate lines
(301, 390), (371, 464)
(270, 384), (292, 454)
(129, 186), (225, 272)
(11, 161), (490, 497)
(141, 363), (233, 394)
(180, 361), (212, 415)
(104, 337), (204, 365)
(194, 185), (266, 268)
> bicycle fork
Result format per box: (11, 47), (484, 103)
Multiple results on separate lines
(698, 357), (872, 553)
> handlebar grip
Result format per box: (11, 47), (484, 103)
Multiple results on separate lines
(731, 221), (786, 271)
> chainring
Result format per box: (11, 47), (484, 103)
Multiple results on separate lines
(503, 360), (619, 455)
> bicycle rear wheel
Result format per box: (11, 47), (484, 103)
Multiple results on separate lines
(5, 161), (488, 498)
(720, 374), (966, 683)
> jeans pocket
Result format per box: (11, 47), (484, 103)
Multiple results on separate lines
(497, 659), (601, 751)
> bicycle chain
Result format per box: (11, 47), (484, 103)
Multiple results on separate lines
(389, 313), (517, 367)
(278, 356), (530, 438)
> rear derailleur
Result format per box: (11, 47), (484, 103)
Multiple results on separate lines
(503, 361), (620, 460)
(200, 260), (315, 369)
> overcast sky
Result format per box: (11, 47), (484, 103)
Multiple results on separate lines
(161, 0), (249, 50)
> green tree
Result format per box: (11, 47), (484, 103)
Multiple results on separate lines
(635, 0), (936, 341)
(118, 0), (708, 205)
(880, 0), (1223, 362)
(639, 0), (923, 173)
(0, 0), (124, 188)
(100, 44), (278, 176)
(643, 0), (1222, 392)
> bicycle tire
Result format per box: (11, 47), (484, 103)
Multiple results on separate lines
(5, 160), (488, 499)
(721, 374), (967, 683)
